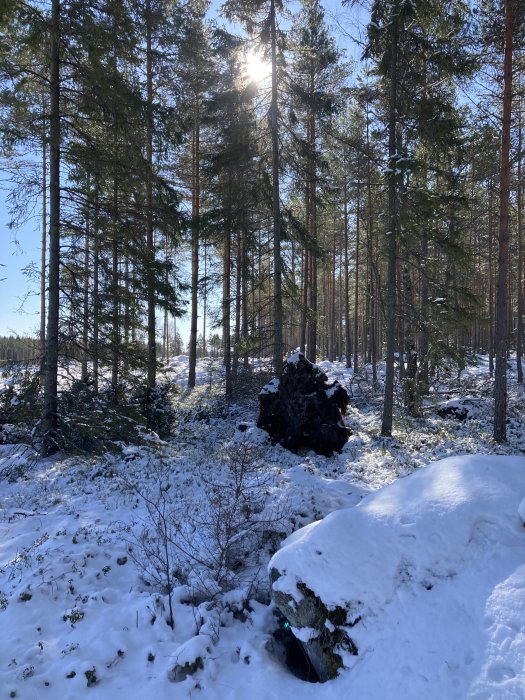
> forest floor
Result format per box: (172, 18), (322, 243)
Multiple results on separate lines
(0, 354), (524, 699)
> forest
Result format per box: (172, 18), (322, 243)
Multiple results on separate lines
(1, 1), (525, 699)
(0, 0), (522, 448)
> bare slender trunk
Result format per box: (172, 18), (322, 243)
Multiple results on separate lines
(145, 0), (156, 388)
(270, 0), (282, 373)
(232, 230), (242, 378)
(300, 248), (308, 354)
(517, 102), (523, 383)
(111, 177), (119, 393)
(92, 187), (100, 393)
(81, 190), (90, 382)
(224, 216), (232, 397)
(42, 0), (60, 455)
(494, 0), (514, 442)
(488, 178), (494, 375)
(40, 101), (47, 380)
(381, 0), (399, 437)
(344, 183), (352, 368)
(353, 179), (360, 371)
(188, 113), (200, 387)
(203, 235), (207, 356)
(365, 104), (378, 386)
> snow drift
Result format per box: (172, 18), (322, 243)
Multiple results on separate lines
(270, 455), (525, 696)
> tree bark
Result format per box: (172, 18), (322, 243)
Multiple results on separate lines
(145, 0), (156, 389)
(353, 178), (360, 372)
(81, 189), (90, 382)
(42, 0), (61, 455)
(494, 0), (514, 443)
(381, 0), (400, 437)
(40, 98), (47, 382)
(270, 0), (282, 374)
(92, 186), (100, 393)
(517, 102), (523, 384)
(188, 112), (200, 387)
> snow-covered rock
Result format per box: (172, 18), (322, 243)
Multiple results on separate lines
(436, 396), (486, 421)
(269, 455), (525, 686)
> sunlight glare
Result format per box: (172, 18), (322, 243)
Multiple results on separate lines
(243, 48), (271, 85)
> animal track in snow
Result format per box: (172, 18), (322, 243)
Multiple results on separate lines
(486, 663), (516, 682)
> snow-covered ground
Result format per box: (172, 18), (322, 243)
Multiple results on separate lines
(0, 355), (524, 699)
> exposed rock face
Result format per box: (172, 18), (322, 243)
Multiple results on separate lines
(257, 353), (350, 456)
(269, 568), (358, 682)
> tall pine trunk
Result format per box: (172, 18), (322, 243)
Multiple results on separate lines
(42, 0), (61, 455)
(92, 187), (100, 393)
(40, 99), (47, 381)
(517, 104), (523, 384)
(270, 0), (282, 373)
(494, 0), (515, 443)
(381, 0), (400, 438)
(188, 113), (200, 387)
(344, 187), (351, 369)
(145, 0), (156, 389)
(81, 191), (90, 382)
(353, 179), (360, 372)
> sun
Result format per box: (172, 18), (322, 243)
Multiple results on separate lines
(243, 48), (271, 85)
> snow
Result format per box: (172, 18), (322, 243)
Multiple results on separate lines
(519, 497), (525, 524)
(0, 354), (525, 699)
(259, 377), (280, 394)
(271, 455), (525, 698)
(287, 351), (303, 365)
(439, 396), (486, 419)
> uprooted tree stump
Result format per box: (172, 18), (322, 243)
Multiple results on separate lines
(256, 352), (350, 456)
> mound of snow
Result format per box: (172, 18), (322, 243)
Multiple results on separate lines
(270, 455), (525, 697)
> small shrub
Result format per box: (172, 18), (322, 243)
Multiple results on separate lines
(0, 370), (41, 426)
(131, 381), (179, 437)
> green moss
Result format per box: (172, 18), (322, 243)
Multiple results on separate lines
(84, 667), (97, 687)
(272, 573), (358, 681)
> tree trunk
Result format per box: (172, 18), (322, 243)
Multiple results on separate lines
(188, 112), (200, 388)
(270, 0), (282, 374)
(81, 190), (90, 382)
(111, 174), (119, 393)
(494, 0), (514, 443)
(365, 103), (378, 387)
(92, 186), (100, 393)
(517, 102), (523, 384)
(42, 0), (60, 455)
(224, 218), (232, 397)
(232, 230), (242, 378)
(40, 99), (47, 382)
(488, 178), (494, 375)
(353, 178), (360, 372)
(381, 0), (400, 438)
(146, 0), (156, 389)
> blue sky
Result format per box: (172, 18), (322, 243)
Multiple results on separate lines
(0, 0), (362, 341)
(0, 187), (42, 337)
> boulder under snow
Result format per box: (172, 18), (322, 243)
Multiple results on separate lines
(269, 455), (525, 692)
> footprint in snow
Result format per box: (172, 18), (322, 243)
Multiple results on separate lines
(486, 663), (516, 682)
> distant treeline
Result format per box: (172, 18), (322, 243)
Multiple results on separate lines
(0, 336), (40, 364)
